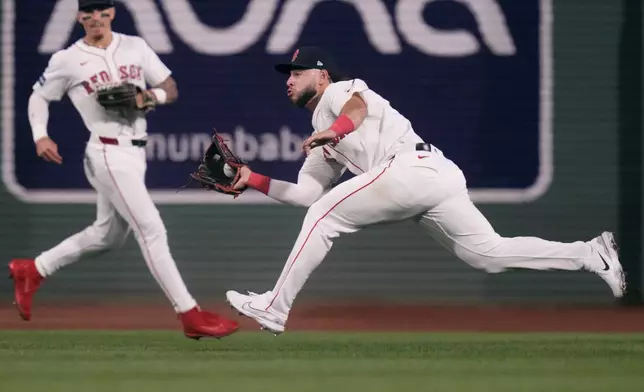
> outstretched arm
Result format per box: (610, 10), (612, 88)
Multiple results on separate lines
(233, 148), (345, 207)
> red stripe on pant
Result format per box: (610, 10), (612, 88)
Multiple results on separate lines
(102, 147), (175, 309)
(266, 162), (392, 310)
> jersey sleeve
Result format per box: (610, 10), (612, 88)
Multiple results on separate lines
(327, 79), (370, 117)
(298, 146), (346, 187)
(266, 147), (346, 206)
(139, 37), (172, 86)
(32, 51), (69, 101)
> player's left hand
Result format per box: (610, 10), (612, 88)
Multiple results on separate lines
(302, 130), (338, 155)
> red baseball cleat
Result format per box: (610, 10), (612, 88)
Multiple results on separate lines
(8, 259), (44, 321)
(179, 306), (239, 340)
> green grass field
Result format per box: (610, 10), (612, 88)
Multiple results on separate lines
(1, 331), (643, 392)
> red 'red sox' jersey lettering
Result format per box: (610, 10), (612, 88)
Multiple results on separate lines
(119, 65), (142, 82)
(82, 65), (143, 94)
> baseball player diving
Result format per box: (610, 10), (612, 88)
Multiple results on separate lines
(8, 0), (239, 339)
(221, 46), (626, 334)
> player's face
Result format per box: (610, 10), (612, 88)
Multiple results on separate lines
(78, 6), (115, 40)
(286, 69), (327, 108)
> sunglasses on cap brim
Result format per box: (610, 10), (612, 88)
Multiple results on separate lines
(79, 5), (112, 13)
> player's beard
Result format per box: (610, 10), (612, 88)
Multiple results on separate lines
(293, 87), (316, 108)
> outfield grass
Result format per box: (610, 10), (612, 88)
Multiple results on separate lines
(0, 331), (642, 392)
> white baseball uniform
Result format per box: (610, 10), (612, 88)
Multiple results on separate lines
(28, 32), (197, 313)
(245, 78), (610, 322)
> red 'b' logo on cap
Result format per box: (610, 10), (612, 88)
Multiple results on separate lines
(291, 49), (299, 62)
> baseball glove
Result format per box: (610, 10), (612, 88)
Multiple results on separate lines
(96, 83), (155, 112)
(187, 129), (247, 196)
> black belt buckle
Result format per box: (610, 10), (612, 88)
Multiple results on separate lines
(131, 139), (147, 147)
(415, 143), (431, 152)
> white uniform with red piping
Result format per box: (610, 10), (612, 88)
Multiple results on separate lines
(30, 33), (197, 313)
(254, 79), (597, 322)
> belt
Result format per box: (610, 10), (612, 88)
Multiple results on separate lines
(98, 136), (147, 147)
(389, 142), (433, 160)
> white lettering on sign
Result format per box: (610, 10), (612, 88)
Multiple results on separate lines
(159, 0), (279, 55)
(267, 0), (401, 54)
(39, 0), (515, 57)
(145, 126), (307, 163)
(395, 0), (516, 56)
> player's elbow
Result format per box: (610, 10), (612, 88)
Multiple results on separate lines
(159, 76), (178, 103)
(289, 190), (322, 207)
(167, 84), (178, 103)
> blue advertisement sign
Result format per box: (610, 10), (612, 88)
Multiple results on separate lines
(2, 0), (552, 204)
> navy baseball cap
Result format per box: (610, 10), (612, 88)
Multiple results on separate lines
(274, 46), (349, 82)
(78, 0), (114, 12)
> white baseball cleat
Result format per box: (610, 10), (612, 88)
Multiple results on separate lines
(226, 290), (286, 335)
(588, 232), (627, 298)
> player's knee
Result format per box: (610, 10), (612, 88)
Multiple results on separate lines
(304, 201), (342, 237)
(118, 211), (166, 241)
(134, 221), (167, 242)
(103, 229), (130, 250)
(85, 222), (128, 251)
(453, 244), (505, 273)
(305, 201), (325, 221)
(453, 246), (487, 270)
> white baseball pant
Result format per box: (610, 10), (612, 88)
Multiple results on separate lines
(263, 148), (597, 319)
(34, 138), (197, 313)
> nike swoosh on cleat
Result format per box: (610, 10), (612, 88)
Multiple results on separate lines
(244, 303), (285, 326)
(598, 252), (610, 271)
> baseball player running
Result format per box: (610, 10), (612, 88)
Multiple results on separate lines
(226, 46), (626, 334)
(8, 0), (238, 339)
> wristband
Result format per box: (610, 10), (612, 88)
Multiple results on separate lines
(247, 172), (271, 195)
(149, 88), (167, 104)
(329, 114), (355, 138)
